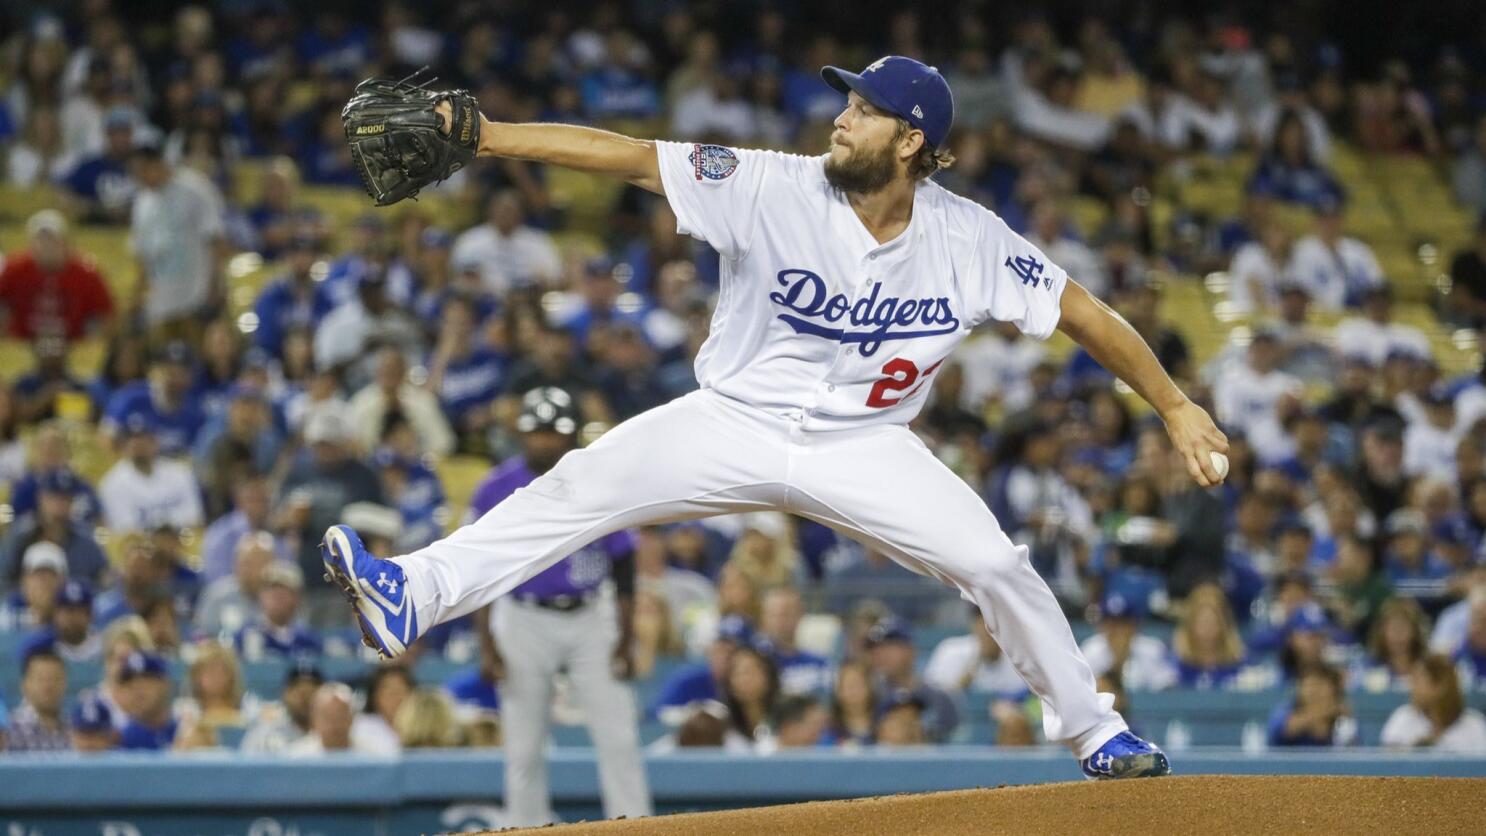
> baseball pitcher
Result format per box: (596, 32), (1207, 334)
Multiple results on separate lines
(325, 56), (1230, 780)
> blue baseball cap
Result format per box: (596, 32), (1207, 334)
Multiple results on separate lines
(821, 56), (955, 149)
(1285, 602), (1330, 635)
(1098, 591), (1146, 621)
(866, 615), (913, 647)
(714, 614), (754, 646)
(121, 409), (158, 436)
(37, 467), (83, 496)
(120, 650), (170, 681)
(70, 693), (115, 732)
(56, 579), (93, 608)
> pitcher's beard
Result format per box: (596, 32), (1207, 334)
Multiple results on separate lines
(824, 141), (896, 194)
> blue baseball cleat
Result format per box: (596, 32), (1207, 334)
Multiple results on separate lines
(1080, 731), (1172, 780)
(320, 525), (418, 659)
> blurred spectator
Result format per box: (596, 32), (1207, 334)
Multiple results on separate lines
(14, 336), (92, 425)
(117, 651), (179, 751)
(241, 661), (323, 754)
(755, 586), (830, 695)
(200, 477), (279, 584)
(234, 563), (322, 660)
(194, 384), (283, 519)
(722, 645), (780, 746)
(1354, 62), (1440, 155)
(101, 341), (206, 456)
(276, 407), (384, 576)
(451, 190), (562, 296)
(1286, 199), (1384, 311)
(352, 666), (412, 755)
(2, 542), (68, 631)
(252, 234), (336, 360)
(59, 107), (137, 224)
(1079, 592), (1177, 692)
(649, 614), (751, 725)
(1381, 509), (1451, 584)
(185, 642), (246, 728)
(1359, 597), (1429, 692)
(1213, 329), (1302, 462)
(924, 605), (1030, 697)
(97, 616), (154, 720)
(1456, 592), (1486, 688)
(1404, 388), (1462, 483)
(1266, 663), (1357, 747)
(0, 210), (113, 341)
(1278, 603), (1337, 683)
(245, 158), (311, 260)
(313, 271), (423, 388)
(864, 617), (958, 743)
(1027, 201), (1108, 299)
(828, 660), (878, 746)
(128, 142), (227, 336)
(724, 515), (798, 595)
(1172, 585), (1247, 689)
(195, 532), (275, 640)
(1251, 72), (1331, 163)
(1325, 533), (1392, 641)
(1455, 116), (1486, 215)
(287, 682), (387, 756)
(6, 104), (73, 187)
(371, 448), (446, 553)
(1334, 287), (1430, 368)
(5, 649), (69, 752)
(630, 589), (684, 680)
(873, 688), (927, 746)
(988, 421), (1094, 589)
(348, 348), (454, 457)
(1225, 219), (1294, 314)
(1380, 654), (1486, 752)
(425, 295), (508, 450)
(0, 472), (106, 588)
(98, 411), (205, 532)
(1246, 110), (1344, 210)
(953, 319), (1045, 421)
(19, 579), (100, 663)
(1447, 216), (1486, 330)
(592, 322), (666, 421)
(394, 688), (462, 749)
(772, 694), (829, 749)
(69, 694), (118, 753)
(633, 526), (716, 627)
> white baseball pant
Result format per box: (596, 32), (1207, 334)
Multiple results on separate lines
(493, 594), (651, 826)
(396, 387), (1128, 758)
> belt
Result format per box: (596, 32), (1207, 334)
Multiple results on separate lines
(513, 592), (595, 612)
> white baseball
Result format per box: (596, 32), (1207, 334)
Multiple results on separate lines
(1209, 451), (1229, 481)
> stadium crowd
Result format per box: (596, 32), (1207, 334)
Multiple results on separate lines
(1, 0), (1486, 758)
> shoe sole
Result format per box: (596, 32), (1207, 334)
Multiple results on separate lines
(321, 527), (406, 660)
(1086, 751), (1173, 780)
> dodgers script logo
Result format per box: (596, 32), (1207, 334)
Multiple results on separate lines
(768, 269), (960, 357)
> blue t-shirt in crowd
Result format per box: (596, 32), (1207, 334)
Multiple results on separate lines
(103, 383), (206, 456)
(253, 277), (338, 359)
(647, 662), (718, 721)
(119, 716), (178, 751)
(434, 348), (509, 426)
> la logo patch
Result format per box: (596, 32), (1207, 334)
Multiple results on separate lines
(690, 144), (739, 181)
(864, 57), (889, 73)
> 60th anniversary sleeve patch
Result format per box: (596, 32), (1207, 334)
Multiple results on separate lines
(689, 144), (739, 181)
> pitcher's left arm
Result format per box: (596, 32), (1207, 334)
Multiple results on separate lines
(1056, 280), (1229, 486)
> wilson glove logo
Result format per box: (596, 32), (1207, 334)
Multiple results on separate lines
(768, 268), (959, 357)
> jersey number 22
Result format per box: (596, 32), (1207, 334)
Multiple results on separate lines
(865, 358), (944, 408)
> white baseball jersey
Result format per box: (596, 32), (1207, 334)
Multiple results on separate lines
(395, 140), (1132, 765)
(654, 141), (1069, 430)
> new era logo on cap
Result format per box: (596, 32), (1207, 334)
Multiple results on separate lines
(912, 104), (924, 119)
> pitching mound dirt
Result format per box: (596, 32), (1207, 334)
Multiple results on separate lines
(499, 775), (1484, 835)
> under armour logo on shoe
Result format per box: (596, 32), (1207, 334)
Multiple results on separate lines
(376, 572), (399, 595)
(1095, 753), (1113, 771)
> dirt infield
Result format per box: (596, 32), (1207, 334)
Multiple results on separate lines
(499, 776), (1485, 835)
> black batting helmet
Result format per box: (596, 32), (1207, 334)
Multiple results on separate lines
(516, 386), (578, 435)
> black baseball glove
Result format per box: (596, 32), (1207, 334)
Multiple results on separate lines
(341, 72), (482, 206)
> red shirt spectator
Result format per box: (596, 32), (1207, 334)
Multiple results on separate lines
(0, 210), (114, 340)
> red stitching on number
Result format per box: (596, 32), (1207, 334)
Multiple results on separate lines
(901, 359), (944, 400)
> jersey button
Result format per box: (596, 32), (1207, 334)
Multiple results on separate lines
(827, 384), (836, 392)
